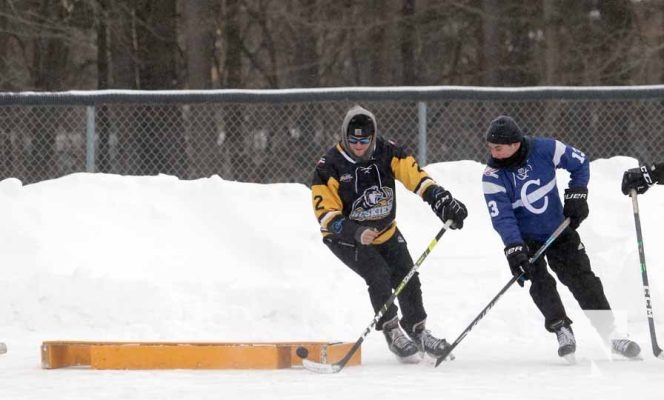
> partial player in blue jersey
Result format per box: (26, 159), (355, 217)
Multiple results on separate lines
(481, 115), (641, 361)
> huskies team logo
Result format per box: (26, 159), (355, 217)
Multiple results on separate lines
(349, 185), (393, 221)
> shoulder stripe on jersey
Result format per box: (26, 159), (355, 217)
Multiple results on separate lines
(483, 181), (506, 194)
(511, 178), (557, 209)
(320, 210), (341, 227)
(553, 140), (566, 167)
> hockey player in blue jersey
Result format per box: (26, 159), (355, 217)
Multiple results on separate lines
(481, 115), (641, 361)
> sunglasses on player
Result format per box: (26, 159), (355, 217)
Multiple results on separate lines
(348, 136), (371, 145)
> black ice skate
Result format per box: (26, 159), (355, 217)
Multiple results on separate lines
(411, 320), (455, 361)
(552, 320), (576, 364)
(382, 317), (420, 363)
(611, 339), (641, 359)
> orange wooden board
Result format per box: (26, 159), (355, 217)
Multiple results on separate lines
(41, 341), (361, 370)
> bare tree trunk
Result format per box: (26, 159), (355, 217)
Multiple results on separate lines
(183, 0), (220, 178)
(293, 0), (320, 87)
(108, 0), (137, 88)
(633, 1), (664, 84)
(275, 0), (321, 182)
(542, 0), (558, 85)
(28, 0), (71, 182)
(0, 0), (8, 90)
(481, 0), (500, 85)
(0, 0), (13, 178)
(367, 0), (388, 85)
(107, 0), (139, 174)
(183, 0), (216, 89)
(503, 1), (536, 85)
(135, 0), (178, 90)
(223, 0), (249, 180)
(400, 0), (416, 85)
(132, 0), (187, 176)
(96, 0), (111, 173)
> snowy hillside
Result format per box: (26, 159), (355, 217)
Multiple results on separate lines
(0, 156), (662, 399)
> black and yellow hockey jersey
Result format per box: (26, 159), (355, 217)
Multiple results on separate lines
(311, 137), (436, 245)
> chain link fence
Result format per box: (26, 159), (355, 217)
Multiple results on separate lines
(1, 87), (663, 185)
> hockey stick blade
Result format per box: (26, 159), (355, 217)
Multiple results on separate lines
(302, 359), (342, 374)
(301, 339), (362, 374)
(302, 221), (454, 374)
(434, 218), (570, 367)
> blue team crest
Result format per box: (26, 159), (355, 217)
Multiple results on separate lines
(516, 164), (533, 180)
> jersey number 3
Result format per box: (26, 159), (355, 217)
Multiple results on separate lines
(487, 200), (499, 217)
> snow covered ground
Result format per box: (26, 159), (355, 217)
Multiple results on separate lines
(0, 156), (662, 399)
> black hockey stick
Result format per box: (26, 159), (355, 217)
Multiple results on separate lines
(302, 220), (454, 374)
(434, 218), (571, 367)
(629, 190), (664, 359)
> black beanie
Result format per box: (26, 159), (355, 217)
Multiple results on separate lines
(486, 115), (524, 144)
(346, 114), (375, 138)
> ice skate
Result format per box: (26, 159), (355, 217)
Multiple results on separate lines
(611, 338), (641, 359)
(410, 320), (455, 361)
(382, 317), (420, 363)
(553, 320), (576, 364)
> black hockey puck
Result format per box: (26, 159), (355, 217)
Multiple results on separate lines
(295, 346), (309, 359)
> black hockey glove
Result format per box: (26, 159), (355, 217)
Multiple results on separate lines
(563, 187), (588, 230)
(328, 216), (362, 244)
(504, 244), (531, 287)
(621, 165), (655, 195)
(423, 185), (468, 229)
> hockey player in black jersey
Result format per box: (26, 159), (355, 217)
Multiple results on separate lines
(622, 162), (664, 195)
(311, 105), (467, 362)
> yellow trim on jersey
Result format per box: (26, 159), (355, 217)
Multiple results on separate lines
(390, 154), (435, 198)
(372, 222), (396, 245)
(312, 176), (343, 232)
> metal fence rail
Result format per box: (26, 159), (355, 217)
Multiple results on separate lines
(1, 87), (662, 185)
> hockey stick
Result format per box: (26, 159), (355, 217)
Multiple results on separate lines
(434, 218), (571, 367)
(302, 220), (454, 374)
(629, 189), (664, 359)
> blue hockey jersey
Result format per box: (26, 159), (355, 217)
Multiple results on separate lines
(482, 137), (589, 245)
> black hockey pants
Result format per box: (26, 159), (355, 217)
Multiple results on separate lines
(525, 227), (615, 337)
(325, 228), (427, 333)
